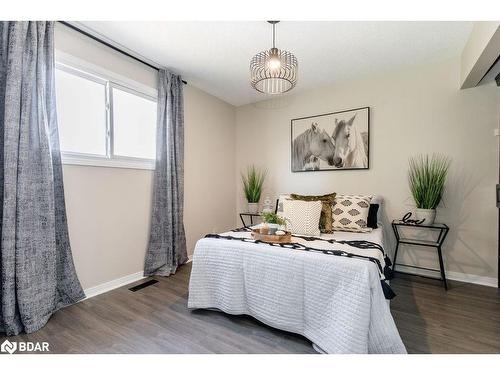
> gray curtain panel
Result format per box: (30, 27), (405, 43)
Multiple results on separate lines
(0, 21), (85, 336)
(144, 70), (187, 276)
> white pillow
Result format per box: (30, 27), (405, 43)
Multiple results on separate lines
(332, 194), (373, 233)
(283, 199), (322, 236)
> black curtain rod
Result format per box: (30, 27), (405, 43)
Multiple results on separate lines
(58, 21), (187, 85)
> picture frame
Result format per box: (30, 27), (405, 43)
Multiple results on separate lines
(291, 106), (370, 172)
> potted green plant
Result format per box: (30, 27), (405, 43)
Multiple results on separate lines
(408, 154), (451, 225)
(241, 165), (266, 214)
(260, 212), (287, 235)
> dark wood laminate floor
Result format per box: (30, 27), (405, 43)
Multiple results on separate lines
(2, 264), (499, 354)
(390, 272), (500, 353)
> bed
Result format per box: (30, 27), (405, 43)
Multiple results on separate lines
(188, 200), (406, 354)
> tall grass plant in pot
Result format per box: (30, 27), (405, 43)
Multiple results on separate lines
(241, 166), (266, 214)
(408, 154), (450, 225)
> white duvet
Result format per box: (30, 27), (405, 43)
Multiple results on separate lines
(188, 228), (406, 354)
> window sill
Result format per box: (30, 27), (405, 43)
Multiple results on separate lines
(61, 153), (155, 171)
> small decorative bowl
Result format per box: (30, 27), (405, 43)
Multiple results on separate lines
(268, 227), (278, 235)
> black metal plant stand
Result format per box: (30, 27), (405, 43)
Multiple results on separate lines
(391, 220), (450, 290)
(239, 213), (262, 228)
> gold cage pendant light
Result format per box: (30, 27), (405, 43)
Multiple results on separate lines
(250, 21), (298, 94)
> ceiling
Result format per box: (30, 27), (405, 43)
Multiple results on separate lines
(80, 21), (473, 107)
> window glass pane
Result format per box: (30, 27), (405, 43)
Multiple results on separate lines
(112, 87), (156, 160)
(55, 68), (107, 155)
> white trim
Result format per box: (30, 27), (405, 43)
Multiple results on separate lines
(446, 271), (498, 288)
(55, 50), (157, 98)
(110, 81), (157, 103)
(80, 261), (495, 303)
(83, 271), (146, 300)
(82, 261), (193, 300)
(395, 264), (498, 288)
(61, 152), (155, 170)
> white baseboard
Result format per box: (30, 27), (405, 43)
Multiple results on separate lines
(82, 260), (193, 300)
(81, 261), (496, 301)
(446, 271), (498, 287)
(395, 264), (498, 288)
(83, 271), (145, 300)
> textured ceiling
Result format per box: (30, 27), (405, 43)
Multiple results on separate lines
(80, 21), (473, 106)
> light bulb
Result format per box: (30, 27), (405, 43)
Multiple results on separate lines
(267, 56), (281, 71)
(267, 47), (281, 71)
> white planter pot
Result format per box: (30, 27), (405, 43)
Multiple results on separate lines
(415, 208), (436, 225)
(248, 203), (259, 214)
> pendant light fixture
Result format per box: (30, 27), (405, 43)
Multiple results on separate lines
(250, 21), (298, 94)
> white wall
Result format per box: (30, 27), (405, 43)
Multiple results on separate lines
(184, 86), (237, 255)
(56, 24), (236, 290)
(235, 57), (499, 283)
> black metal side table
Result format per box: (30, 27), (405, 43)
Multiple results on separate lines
(391, 220), (450, 290)
(239, 213), (261, 228)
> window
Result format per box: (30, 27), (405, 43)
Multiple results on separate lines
(112, 86), (157, 160)
(56, 69), (107, 156)
(55, 64), (157, 169)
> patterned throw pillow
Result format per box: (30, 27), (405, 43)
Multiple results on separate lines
(283, 199), (322, 236)
(290, 193), (336, 233)
(332, 194), (373, 233)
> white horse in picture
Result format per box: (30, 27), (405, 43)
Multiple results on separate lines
(331, 114), (368, 169)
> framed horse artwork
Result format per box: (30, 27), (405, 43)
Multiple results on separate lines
(291, 107), (370, 172)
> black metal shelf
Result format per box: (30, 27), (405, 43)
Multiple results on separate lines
(239, 213), (262, 228)
(391, 220), (450, 290)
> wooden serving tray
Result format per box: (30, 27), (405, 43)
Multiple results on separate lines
(251, 229), (292, 244)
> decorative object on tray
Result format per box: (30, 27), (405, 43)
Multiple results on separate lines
(241, 165), (266, 214)
(251, 228), (292, 244)
(262, 196), (273, 213)
(332, 194), (373, 233)
(291, 107), (369, 172)
(260, 212), (287, 235)
(408, 154), (451, 225)
(283, 199), (322, 236)
(290, 192), (336, 233)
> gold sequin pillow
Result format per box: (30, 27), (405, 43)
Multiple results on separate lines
(290, 193), (336, 233)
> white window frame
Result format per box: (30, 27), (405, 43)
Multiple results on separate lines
(55, 53), (157, 170)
